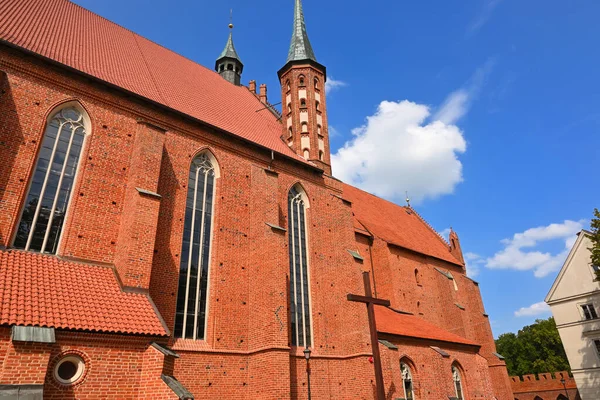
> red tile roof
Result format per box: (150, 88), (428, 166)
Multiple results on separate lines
(343, 184), (464, 266)
(0, 0), (307, 165)
(0, 250), (167, 336)
(375, 306), (478, 347)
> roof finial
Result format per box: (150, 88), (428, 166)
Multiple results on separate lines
(229, 9), (233, 29)
(405, 191), (411, 207)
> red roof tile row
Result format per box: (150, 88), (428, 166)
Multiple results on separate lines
(375, 306), (479, 347)
(0, 0), (307, 165)
(0, 250), (167, 336)
(343, 184), (464, 266)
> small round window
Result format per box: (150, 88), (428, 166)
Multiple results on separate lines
(54, 355), (85, 385)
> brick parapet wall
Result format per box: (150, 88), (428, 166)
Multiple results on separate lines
(511, 372), (580, 400)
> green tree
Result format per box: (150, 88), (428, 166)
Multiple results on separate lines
(495, 317), (570, 376)
(589, 208), (600, 280)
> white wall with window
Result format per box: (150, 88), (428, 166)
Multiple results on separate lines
(174, 152), (219, 340)
(13, 103), (89, 254)
(546, 230), (600, 400)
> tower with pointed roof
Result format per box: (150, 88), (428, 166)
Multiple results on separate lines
(216, 23), (243, 85)
(279, 0), (331, 174)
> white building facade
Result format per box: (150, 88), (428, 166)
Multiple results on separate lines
(546, 230), (600, 400)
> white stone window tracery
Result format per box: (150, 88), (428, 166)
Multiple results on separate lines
(453, 365), (464, 400)
(14, 106), (87, 254)
(174, 153), (217, 340)
(401, 362), (415, 399)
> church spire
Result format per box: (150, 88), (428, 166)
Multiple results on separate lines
(286, 0), (317, 63)
(215, 17), (243, 86)
(278, 0), (331, 175)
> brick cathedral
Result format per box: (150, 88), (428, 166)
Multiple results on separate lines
(0, 0), (514, 398)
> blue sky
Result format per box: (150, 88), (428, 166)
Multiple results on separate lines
(73, 0), (600, 337)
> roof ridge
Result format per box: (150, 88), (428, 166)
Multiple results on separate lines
(404, 206), (465, 266)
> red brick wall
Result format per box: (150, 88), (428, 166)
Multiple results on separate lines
(0, 42), (513, 399)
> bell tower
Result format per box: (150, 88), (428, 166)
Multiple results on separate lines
(278, 0), (331, 174)
(216, 22), (243, 86)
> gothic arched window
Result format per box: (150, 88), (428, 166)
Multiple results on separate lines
(298, 75), (305, 86)
(14, 105), (88, 254)
(301, 122), (308, 133)
(314, 78), (319, 90)
(288, 185), (311, 347)
(315, 101), (320, 111)
(300, 98), (307, 108)
(174, 153), (218, 340)
(453, 365), (464, 400)
(401, 362), (415, 399)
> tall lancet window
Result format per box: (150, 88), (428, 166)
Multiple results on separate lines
(452, 365), (464, 400)
(401, 362), (415, 399)
(14, 105), (87, 254)
(174, 153), (217, 340)
(288, 185), (312, 347)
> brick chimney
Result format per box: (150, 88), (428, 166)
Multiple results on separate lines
(259, 83), (267, 104)
(249, 80), (256, 94)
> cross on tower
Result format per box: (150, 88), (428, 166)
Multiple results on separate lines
(347, 271), (391, 400)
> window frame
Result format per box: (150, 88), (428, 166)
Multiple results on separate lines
(287, 184), (313, 348)
(581, 303), (599, 320)
(12, 101), (91, 255)
(452, 364), (465, 400)
(400, 360), (415, 399)
(173, 151), (220, 341)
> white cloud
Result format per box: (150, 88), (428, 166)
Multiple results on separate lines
(434, 59), (495, 125)
(325, 77), (347, 93)
(331, 62), (493, 204)
(464, 252), (485, 278)
(467, 0), (503, 35)
(485, 220), (585, 278)
(331, 100), (466, 204)
(439, 228), (451, 240)
(514, 301), (551, 318)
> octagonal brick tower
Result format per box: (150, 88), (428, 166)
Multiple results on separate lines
(278, 0), (331, 174)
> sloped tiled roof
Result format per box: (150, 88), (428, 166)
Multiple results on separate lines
(375, 306), (478, 347)
(343, 184), (464, 266)
(0, 250), (167, 336)
(0, 0), (307, 165)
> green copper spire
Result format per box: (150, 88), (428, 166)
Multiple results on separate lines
(215, 21), (244, 86)
(218, 31), (241, 62)
(286, 0), (317, 63)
